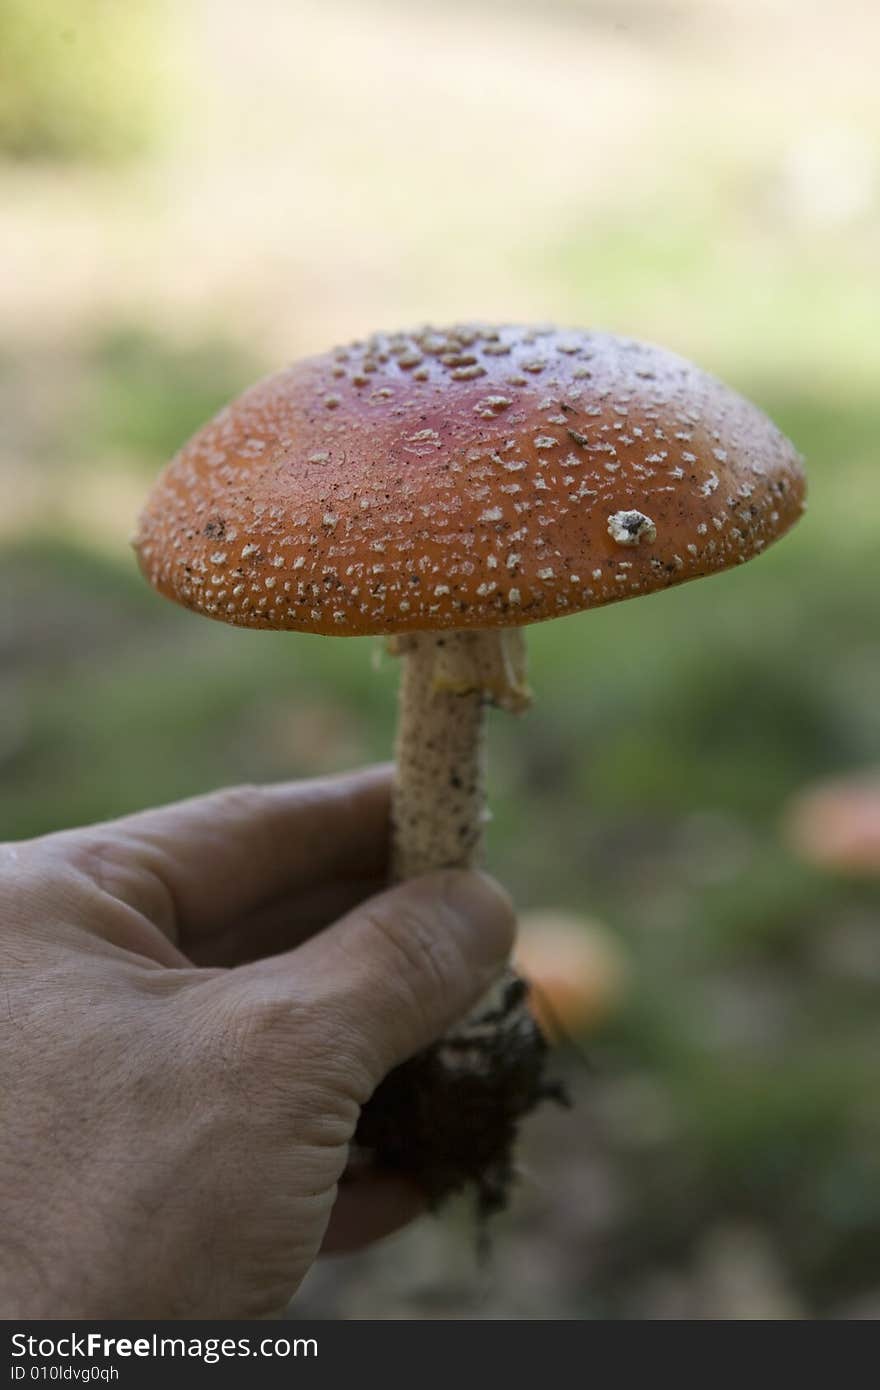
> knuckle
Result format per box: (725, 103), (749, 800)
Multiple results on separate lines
(187, 981), (364, 1132)
(208, 981), (323, 1072)
(40, 830), (177, 934)
(215, 782), (268, 822)
(360, 900), (459, 1003)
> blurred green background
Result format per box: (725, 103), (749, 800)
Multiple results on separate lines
(1, 0), (878, 1319)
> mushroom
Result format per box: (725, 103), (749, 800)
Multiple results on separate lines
(784, 775), (880, 875)
(514, 910), (630, 1042)
(134, 323), (806, 1213)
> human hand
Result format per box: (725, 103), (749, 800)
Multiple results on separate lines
(0, 767), (514, 1319)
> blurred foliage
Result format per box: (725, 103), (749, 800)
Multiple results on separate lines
(0, 0), (165, 162)
(77, 327), (262, 468)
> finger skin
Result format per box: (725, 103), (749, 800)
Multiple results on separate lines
(44, 765), (392, 949)
(229, 869), (516, 1090)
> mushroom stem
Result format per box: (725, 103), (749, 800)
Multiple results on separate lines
(358, 628), (561, 1217)
(390, 629), (531, 881)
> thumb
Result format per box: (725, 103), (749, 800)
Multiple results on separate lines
(236, 870), (515, 1091)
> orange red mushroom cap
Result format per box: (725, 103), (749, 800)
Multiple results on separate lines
(135, 324), (806, 636)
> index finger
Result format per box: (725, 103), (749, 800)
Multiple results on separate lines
(56, 765), (392, 948)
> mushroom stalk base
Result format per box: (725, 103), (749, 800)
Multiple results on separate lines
(354, 628), (566, 1220)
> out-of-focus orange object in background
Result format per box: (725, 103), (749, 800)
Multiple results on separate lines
(783, 776), (880, 875)
(515, 910), (629, 1042)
